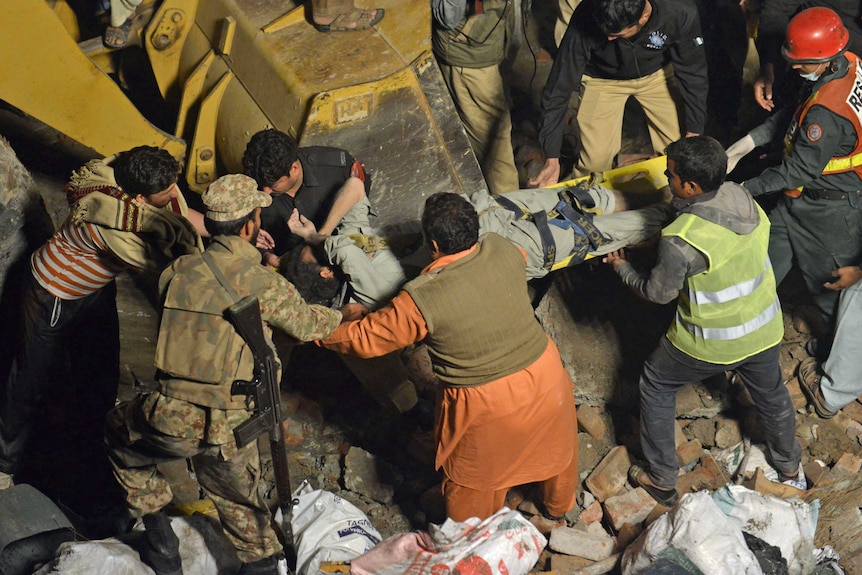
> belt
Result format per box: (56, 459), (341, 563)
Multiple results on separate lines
(803, 188), (862, 201)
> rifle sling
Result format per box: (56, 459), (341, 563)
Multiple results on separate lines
(202, 250), (242, 304)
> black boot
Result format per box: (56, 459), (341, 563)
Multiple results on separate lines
(238, 554), (283, 574)
(140, 511), (183, 575)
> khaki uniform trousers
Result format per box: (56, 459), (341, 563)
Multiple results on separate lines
(438, 62), (520, 194)
(576, 67), (682, 176)
(106, 397), (281, 563)
(554, 0), (581, 47)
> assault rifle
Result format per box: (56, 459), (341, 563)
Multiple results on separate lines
(228, 295), (294, 547)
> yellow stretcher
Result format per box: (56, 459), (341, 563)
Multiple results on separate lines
(549, 155), (670, 270)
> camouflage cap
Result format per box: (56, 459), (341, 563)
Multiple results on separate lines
(203, 174), (272, 222)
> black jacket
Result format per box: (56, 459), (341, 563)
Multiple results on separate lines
(538, 0), (708, 159)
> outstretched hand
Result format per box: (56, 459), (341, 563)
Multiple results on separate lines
(602, 249), (628, 269)
(725, 134), (755, 174)
(255, 228), (275, 250)
(824, 266), (862, 291)
(287, 208), (317, 239)
(528, 158), (561, 188)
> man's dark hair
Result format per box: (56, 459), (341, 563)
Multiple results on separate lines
(279, 244), (342, 306)
(666, 136), (727, 193)
(113, 146), (179, 197)
(242, 129), (299, 189)
(203, 212), (256, 237)
(422, 193), (479, 255)
(594, 0), (646, 34)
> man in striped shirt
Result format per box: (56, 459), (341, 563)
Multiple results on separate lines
(0, 147), (201, 493)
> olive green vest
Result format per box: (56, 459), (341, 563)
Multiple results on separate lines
(155, 237), (278, 409)
(663, 206), (784, 364)
(432, 0), (512, 68)
(404, 233), (548, 387)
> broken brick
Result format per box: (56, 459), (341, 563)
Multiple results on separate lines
(675, 455), (729, 496)
(577, 501), (603, 525)
(715, 417), (743, 449)
(743, 467), (804, 499)
(803, 460), (829, 488)
(819, 452), (862, 486)
(674, 420), (686, 447)
(686, 418), (716, 448)
(548, 526), (615, 561)
(585, 446), (631, 502)
(676, 439), (704, 468)
(577, 405), (607, 441)
(550, 554), (595, 573)
(603, 488), (657, 530)
(676, 385), (703, 416)
(842, 400), (862, 423)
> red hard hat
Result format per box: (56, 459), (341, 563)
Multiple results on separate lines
(782, 7), (849, 63)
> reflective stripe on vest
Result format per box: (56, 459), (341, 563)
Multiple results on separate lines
(687, 259), (771, 305)
(675, 296), (781, 341)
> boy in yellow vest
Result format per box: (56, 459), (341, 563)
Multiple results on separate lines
(604, 136), (803, 506)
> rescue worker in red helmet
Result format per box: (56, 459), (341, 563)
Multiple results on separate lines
(725, 7), (862, 418)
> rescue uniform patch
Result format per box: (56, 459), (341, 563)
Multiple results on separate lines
(807, 124), (823, 142)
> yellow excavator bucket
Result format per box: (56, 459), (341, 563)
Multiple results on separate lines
(0, 0), (486, 230)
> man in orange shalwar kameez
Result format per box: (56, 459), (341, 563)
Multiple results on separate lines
(318, 192), (579, 522)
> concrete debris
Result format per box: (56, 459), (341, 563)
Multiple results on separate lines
(343, 447), (396, 505)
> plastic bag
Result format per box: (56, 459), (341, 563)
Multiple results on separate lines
(34, 515), (242, 575)
(351, 506), (546, 575)
(290, 481), (382, 575)
(622, 491), (762, 575)
(713, 485), (818, 575)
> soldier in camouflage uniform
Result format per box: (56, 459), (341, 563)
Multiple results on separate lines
(106, 174), (358, 575)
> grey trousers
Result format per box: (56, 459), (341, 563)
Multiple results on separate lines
(820, 280), (862, 410)
(639, 337), (801, 489)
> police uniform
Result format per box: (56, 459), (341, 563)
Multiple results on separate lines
(744, 52), (862, 327)
(540, 0), (708, 177)
(107, 175), (342, 565)
(432, 0), (520, 194)
(262, 146), (368, 254)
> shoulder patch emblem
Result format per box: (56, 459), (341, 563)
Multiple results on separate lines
(647, 31), (667, 49)
(807, 124), (823, 142)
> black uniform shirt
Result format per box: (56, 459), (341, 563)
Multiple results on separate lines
(261, 146), (359, 255)
(538, 0), (708, 160)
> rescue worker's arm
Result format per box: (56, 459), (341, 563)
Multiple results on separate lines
(605, 238), (707, 304)
(825, 265), (862, 291)
(318, 291), (428, 358)
(259, 273), (343, 341)
(667, 5), (709, 135)
(754, 63), (777, 112)
(532, 15), (591, 188)
(744, 105), (855, 196)
(319, 177), (366, 236)
(753, 0), (801, 110)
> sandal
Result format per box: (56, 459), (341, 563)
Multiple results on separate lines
(797, 357), (837, 419)
(313, 8), (385, 32)
(628, 464), (679, 507)
(104, 17), (134, 49)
